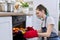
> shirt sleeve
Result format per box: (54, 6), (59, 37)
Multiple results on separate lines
(47, 17), (55, 25)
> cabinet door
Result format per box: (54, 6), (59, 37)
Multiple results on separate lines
(0, 22), (12, 40)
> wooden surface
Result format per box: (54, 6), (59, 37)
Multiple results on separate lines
(58, 31), (60, 36)
(0, 12), (33, 16)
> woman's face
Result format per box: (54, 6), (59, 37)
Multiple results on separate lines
(36, 9), (44, 18)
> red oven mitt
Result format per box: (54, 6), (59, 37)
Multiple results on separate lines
(26, 27), (34, 31)
(24, 27), (38, 38)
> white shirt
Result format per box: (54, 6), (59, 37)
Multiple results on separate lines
(41, 16), (57, 34)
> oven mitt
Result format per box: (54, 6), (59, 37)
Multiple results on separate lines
(26, 27), (34, 31)
(24, 29), (38, 38)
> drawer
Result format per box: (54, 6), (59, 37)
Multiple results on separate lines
(0, 17), (12, 23)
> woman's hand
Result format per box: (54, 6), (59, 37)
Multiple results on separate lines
(37, 28), (42, 33)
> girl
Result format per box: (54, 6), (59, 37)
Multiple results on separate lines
(36, 4), (59, 40)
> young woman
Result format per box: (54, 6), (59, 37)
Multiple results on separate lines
(36, 4), (59, 40)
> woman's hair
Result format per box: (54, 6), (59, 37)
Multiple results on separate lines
(36, 4), (48, 15)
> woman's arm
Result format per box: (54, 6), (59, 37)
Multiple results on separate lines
(37, 28), (42, 33)
(38, 24), (54, 37)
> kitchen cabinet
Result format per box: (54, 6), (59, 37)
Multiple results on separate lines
(0, 17), (12, 40)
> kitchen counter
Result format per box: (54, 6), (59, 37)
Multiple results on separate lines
(0, 12), (33, 16)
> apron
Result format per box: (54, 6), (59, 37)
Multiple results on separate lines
(41, 16), (59, 40)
